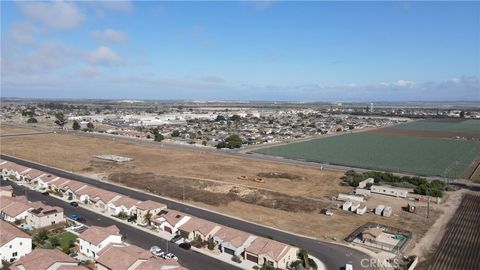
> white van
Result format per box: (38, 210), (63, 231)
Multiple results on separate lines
(345, 264), (353, 270)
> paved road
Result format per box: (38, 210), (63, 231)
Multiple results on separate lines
(1, 154), (372, 270)
(2, 181), (236, 270)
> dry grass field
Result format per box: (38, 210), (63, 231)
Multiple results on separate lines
(0, 125), (445, 242)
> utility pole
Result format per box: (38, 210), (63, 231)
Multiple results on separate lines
(426, 190), (430, 219)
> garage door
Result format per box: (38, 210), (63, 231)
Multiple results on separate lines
(224, 247), (235, 256)
(246, 253), (258, 263)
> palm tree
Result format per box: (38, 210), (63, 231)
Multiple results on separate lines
(143, 210), (152, 225)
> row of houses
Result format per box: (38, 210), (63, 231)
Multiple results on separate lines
(1, 159), (300, 269)
(1, 218), (184, 270)
(148, 207), (299, 268)
(0, 195), (65, 229)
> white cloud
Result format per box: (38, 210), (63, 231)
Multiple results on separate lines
(86, 46), (122, 65)
(394, 80), (416, 87)
(8, 21), (41, 44)
(91, 29), (127, 44)
(18, 1), (84, 30)
(77, 66), (100, 78)
(202, 76), (225, 83)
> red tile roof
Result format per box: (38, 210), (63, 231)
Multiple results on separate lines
(0, 220), (30, 246)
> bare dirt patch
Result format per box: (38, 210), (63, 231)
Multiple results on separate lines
(0, 125), (446, 241)
(0, 124), (40, 136)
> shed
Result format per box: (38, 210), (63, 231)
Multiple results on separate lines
(375, 205), (385, 215)
(350, 202), (360, 212)
(342, 201), (352, 211)
(382, 206), (392, 217)
(356, 205), (367, 215)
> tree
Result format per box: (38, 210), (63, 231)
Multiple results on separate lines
(86, 122), (94, 131)
(26, 117), (37, 123)
(229, 114), (241, 121)
(54, 113), (67, 127)
(171, 130), (180, 137)
(143, 210), (152, 225)
(72, 120), (81, 130)
(460, 111), (465, 118)
(49, 236), (60, 247)
(151, 128), (164, 142)
(207, 237), (215, 250)
(215, 115), (226, 122)
(33, 229), (49, 245)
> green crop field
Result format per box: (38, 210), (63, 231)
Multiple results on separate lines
(388, 119), (480, 134)
(254, 132), (480, 178)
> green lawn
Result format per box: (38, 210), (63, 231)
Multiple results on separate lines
(56, 231), (77, 251)
(388, 119), (480, 134)
(255, 132), (480, 178)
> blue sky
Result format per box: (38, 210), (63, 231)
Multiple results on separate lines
(1, 1), (479, 101)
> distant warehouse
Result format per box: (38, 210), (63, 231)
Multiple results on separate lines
(370, 185), (410, 198)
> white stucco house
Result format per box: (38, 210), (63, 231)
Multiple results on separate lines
(107, 196), (141, 216)
(213, 227), (257, 257)
(78, 225), (123, 259)
(0, 220), (32, 265)
(150, 209), (191, 235)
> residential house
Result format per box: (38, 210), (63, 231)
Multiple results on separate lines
(35, 174), (59, 190)
(96, 243), (184, 270)
(150, 209), (191, 235)
(1, 164), (29, 181)
(212, 227), (257, 257)
(78, 225), (123, 259)
(107, 196), (141, 216)
(96, 243), (151, 270)
(26, 204), (65, 229)
(45, 177), (71, 192)
(0, 220), (31, 265)
(0, 196), (35, 222)
(135, 200), (167, 225)
(19, 168), (45, 183)
(135, 257), (184, 270)
(0, 185), (13, 197)
(244, 237), (298, 269)
(362, 227), (383, 242)
(56, 180), (88, 201)
(77, 186), (120, 211)
(10, 248), (87, 270)
(178, 217), (221, 242)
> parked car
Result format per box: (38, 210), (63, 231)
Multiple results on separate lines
(179, 243), (191, 250)
(345, 263), (353, 270)
(163, 253), (178, 261)
(150, 246), (165, 257)
(70, 202), (79, 207)
(69, 214), (85, 223)
(170, 234), (183, 243)
(127, 214), (137, 223)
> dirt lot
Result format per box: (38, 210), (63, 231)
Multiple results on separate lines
(0, 125), (446, 242)
(0, 125), (40, 135)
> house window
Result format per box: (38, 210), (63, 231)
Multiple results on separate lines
(19, 242), (22, 246)
(12, 252), (17, 257)
(9, 245), (12, 249)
